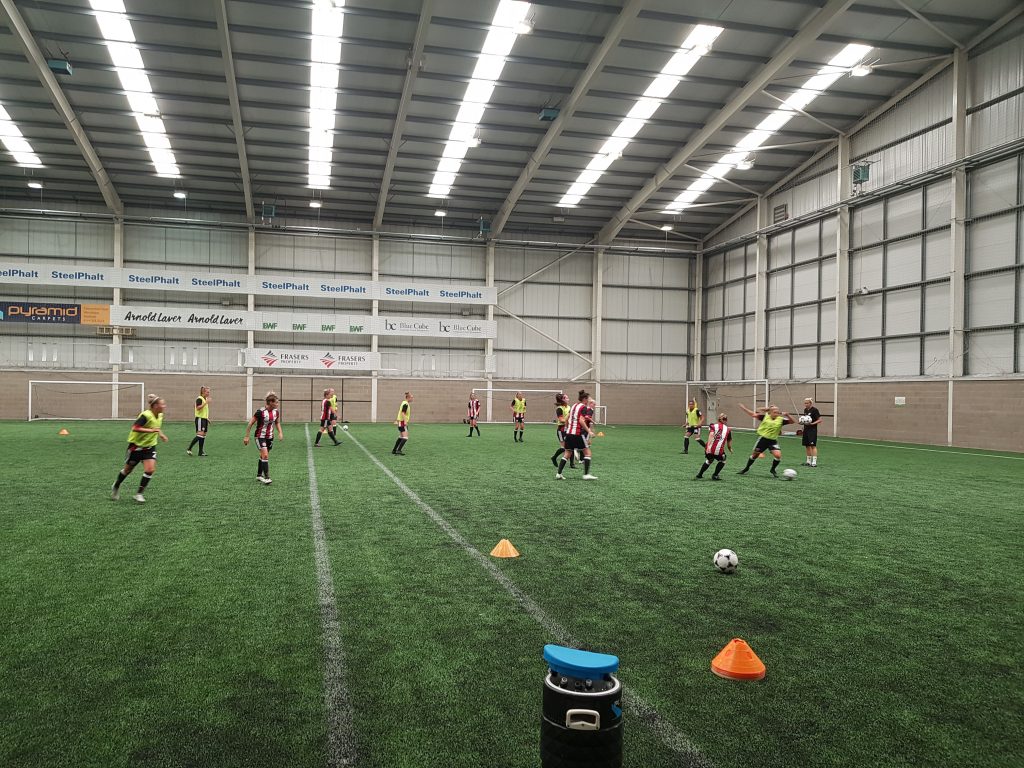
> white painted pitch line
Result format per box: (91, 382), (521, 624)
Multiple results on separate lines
(832, 439), (1024, 460)
(304, 424), (358, 767)
(345, 429), (715, 768)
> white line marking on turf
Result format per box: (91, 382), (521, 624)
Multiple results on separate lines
(304, 424), (357, 767)
(346, 430), (714, 768)
(834, 439), (1024, 460)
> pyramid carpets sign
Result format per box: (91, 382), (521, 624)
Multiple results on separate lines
(243, 348), (380, 371)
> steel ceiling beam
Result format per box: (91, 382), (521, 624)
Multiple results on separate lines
(374, 0), (433, 229)
(490, 0), (644, 237)
(0, 0), (123, 215)
(214, 0), (254, 221)
(702, 4), (1024, 246)
(596, 0), (856, 245)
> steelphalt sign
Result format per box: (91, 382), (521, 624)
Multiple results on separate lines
(109, 304), (497, 339)
(243, 348), (381, 371)
(0, 261), (495, 305)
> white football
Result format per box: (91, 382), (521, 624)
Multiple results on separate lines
(782, 468), (797, 480)
(798, 415), (812, 424)
(713, 549), (738, 574)
(342, 424), (349, 431)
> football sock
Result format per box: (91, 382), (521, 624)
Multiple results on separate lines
(696, 459), (710, 478)
(315, 432), (323, 445)
(811, 457), (817, 466)
(138, 472), (152, 493)
(551, 449), (561, 464)
(684, 438), (690, 452)
(188, 436), (199, 450)
(583, 458), (591, 474)
(698, 438), (706, 448)
(397, 438), (407, 453)
(258, 459), (269, 477)
(113, 469), (128, 488)
(330, 432), (340, 445)
(713, 461), (725, 478)
(198, 437), (205, 453)
(513, 429), (517, 442)
(558, 459), (567, 473)
(392, 438), (402, 454)
(474, 426), (480, 436)
(257, 459), (264, 477)
(742, 457), (756, 471)
(770, 459), (780, 474)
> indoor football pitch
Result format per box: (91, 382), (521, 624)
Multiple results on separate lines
(1, 420), (1021, 768)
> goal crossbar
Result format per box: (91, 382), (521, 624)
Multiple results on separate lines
(685, 379), (769, 431)
(28, 380), (145, 421)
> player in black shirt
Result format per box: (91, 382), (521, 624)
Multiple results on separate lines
(801, 397), (822, 467)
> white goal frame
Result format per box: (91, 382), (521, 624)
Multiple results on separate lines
(685, 379), (770, 432)
(470, 387), (609, 425)
(28, 380), (145, 421)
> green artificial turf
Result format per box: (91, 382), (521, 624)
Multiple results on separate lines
(1, 419), (1021, 768)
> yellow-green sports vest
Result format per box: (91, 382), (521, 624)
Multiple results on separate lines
(686, 406), (701, 427)
(757, 414), (785, 440)
(128, 410), (163, 448)
(396, 400), (410, 422)
(194, 395), (209, 419)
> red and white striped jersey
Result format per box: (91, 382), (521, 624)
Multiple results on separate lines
(254, 407), (279, 439)
(564, 402), (590, 436)
(320, 398), (332, 420)
(468, 399), (481, 418)
(706, 422), (731, 454)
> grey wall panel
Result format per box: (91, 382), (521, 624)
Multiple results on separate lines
(768, 270), (792, 308)
(793, 262), (818, 303)
(851, 247), (884, 292)
(792, 346), (818, 379)
(769, 231), (792, 269)
(724, 247), (747, 281)
(924, 180), (952, 230)
(706, 252), (725, 284)
(602, 320), (629, 354)
(559, 253), (592, 284)
(885, 337), (921, 376)
(969, 157), (1018, 216)
(924, 232), (950, 280)
(704, 321), (723, 354)
(662, 291), (690, 322)
(820, 301), (836, 343)
(852, 69), (952, 158)
(967, 329), (1015, 374)
(706, 208), (757, 250)
(626, 321), (662, 355)
(968, 273), (1015, 327)
(968, 215), (1016, 271)
(886, 239), (922, 287)
(723, 316), (744, 350)
(852, 201), (884, 248)
(626, 287), (665, 321)
(971, 33), (1024, 106)
(766, 349), (789, 379)
(705, 285), (724, 320)
(496, 315), (524, 349)
(767, 309), (791, 347)
(970, 95), (1024, 154)
(886, 189), (922, 239)
(603, 286), (630, 320)
(819, 344), (835, 377)
(770, 170), (838, 221)
(923, 335), (949, 376)
(661, 325), (689, 355)
(704, 355), (723, 380)
(850, 294), (883, 337)
(849, 340), (881, 377)
(820, 257), (836, 296)
(923, 283), (949, 333)
(662, 259), (691, 290)
(723, 353), (744, 380)
(522, 282), (562, 316)
(792, 222), (819, 261)
(0, 219), (29, 253)
(885, 287), (922, 334)
(792, 304), (818, 345)
(724, 282), (745, 315)
(858, 126), (954, 190)
(821, 216), (838, 255)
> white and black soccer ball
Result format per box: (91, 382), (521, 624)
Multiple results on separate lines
(782, 468), (797, 480)
(713, 549), (738, 574)
(798, 414), (812, 425)
(342, 424), (349, 431)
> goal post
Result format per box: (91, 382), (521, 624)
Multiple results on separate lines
(685, 379), (769, 432)
(28, 380), (145, 421)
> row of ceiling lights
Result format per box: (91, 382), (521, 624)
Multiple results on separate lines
(2, 2), (874, 221)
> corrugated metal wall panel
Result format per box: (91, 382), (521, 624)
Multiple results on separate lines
(852, 69), (953, 157)
(970, 33), (1024, 106)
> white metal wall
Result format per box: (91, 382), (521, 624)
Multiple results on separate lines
(602, 252), (692, 382)
(702, 242), (755, 380)
(846, 181), (952, 377)
(965, 153), (1024, 374)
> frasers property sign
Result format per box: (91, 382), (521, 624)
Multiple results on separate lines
(109, 304), (497, 339)
(243, 348), (381, 371)
(0, 261), (495, 305)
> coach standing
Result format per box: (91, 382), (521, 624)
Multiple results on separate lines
(802, 397), (822, 467)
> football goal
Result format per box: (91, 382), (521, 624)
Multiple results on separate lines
(470, 387), (608, 425)
(28, 380), (146, 421)
(685, 379), (769, 431)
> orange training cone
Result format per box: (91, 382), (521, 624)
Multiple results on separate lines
(597, 431), (605, 437)
(58, 428), (70, 436)
(490, 539), (520, 558)
(711, 638), (766, 681)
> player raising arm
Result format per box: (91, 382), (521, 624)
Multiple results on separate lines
(244, 392), (283, 484)
(736, 403), (795, 478)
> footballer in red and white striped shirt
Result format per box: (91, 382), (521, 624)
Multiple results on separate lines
(695, 414), (733, 481)
(244, 391), (283, 484)
(466, 393), (481, 437)
(556, 390), (597, 481)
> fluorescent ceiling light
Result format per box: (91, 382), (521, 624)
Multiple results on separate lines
(90, 0), (180, 178)
(307, 0), (344, 188)
(28, 181), (44, 189)
(851, 63), (872, 77)
(557, 24), (722, 208)
(434, 209), (447, 217)
(663, 42), (872, 215)
(660, 224), (673, 231)
(309, 200), (323, 208)
(173, 190), (187, 199)
(427, 1), (531, 198)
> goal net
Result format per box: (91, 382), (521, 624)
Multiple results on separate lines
(28, 380), (145, 421)
(685, 379), (769, 432)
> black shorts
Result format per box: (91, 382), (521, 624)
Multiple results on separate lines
(705, 451), (727, 463)
(195, 417), (209, 433)
(564, 434), (587, 451)
(514, 414), (525, 424)
(685, 426), (701, 436)
(125, 444), (156, 463)
(752, 436), (781, 455)
(802, 428), (818, 447)
(556, 427), (566, 442)
(320, 418), (331, 428)
(256, 437), (274, 451)
(396, 423), (408, 434)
